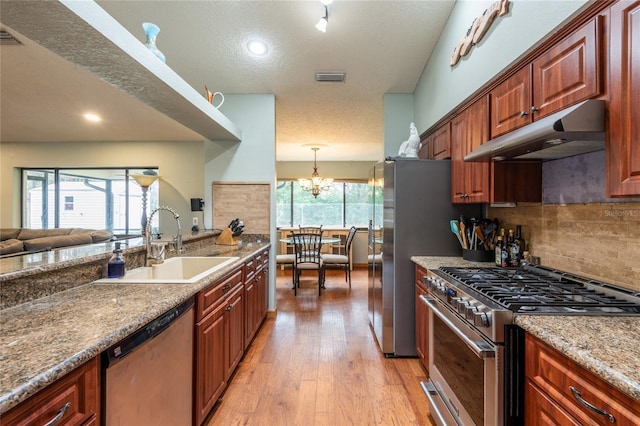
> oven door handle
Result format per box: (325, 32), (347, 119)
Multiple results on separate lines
(421, 295), (495, 359)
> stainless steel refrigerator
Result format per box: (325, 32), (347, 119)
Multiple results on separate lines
(367, 159), (481, 356)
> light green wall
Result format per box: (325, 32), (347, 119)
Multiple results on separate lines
(204, 94), (276, 229)
(383, 93), (415, 158)
(413, 0), (590, 133)
(0, 140), (204, 230)
(204, 94), (278, 310)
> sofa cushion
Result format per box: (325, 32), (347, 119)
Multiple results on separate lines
(0, 239), (25, 255)
(0, 229), (21, 241)
(23, 234), (93, 252)
(89, 230), (113, 242)
(18, 228), (73, 240)
(69, 228), (113, 242)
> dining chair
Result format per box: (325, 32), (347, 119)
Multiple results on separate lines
(298, 225), (323, 257)
(275, 233), (296, 288)
(298, 225), (323, 235)
(291, 232), (325, 296)
(321, 226), (357, 288)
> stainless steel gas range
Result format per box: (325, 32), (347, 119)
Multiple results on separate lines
(420, 263), (640, 426)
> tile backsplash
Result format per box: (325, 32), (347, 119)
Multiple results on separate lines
(488, 202), (640, 292)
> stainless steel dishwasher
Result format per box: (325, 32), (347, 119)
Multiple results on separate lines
(102, 298), (194, 425)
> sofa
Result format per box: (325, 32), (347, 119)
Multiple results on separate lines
(0, 228), (114, 256)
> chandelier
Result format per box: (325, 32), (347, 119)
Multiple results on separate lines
(298, 147), (333, 198)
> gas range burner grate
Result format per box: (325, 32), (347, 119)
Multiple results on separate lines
(438, 266), (640, 315)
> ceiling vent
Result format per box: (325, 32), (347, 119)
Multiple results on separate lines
(315, 72), (346, 83)
(0, 30), (21, 45)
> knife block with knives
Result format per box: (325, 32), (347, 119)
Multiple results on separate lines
(216, 218), (244, 245)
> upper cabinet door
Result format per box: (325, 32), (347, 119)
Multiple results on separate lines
(490, 17), (602, 139)
(532, 17), (602, 118)
(607, 0), (640, 197)
(431, 122), (452, 160)
(451, 97), (490, 203)
(490, 66), (532, 138)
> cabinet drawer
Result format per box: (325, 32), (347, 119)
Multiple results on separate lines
(245, 256), (257, 275)
(525, 335), (640, 425)
(197, 268), (243, 320)
(1, 357), (99, 426)
(525, 380), (580, 426)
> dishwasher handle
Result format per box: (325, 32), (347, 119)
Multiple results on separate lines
(103, 297), (194, 368)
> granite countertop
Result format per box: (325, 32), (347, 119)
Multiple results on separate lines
(515, 315), (640, 403)
(0, 230), (222, 279)
(0, 241), (270, 414)
(411, 255), (496, 270)
(411, 256), (640, 404)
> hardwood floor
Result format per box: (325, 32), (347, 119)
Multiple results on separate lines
(204, 267), (434, 426)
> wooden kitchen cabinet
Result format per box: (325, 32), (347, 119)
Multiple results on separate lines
(451, 97), (491, 203)
(490, 18), (602, 138)
(195, 296), (226, 425)
(1, 357), (100, 426)
(195, 249), (270, 425)
(244, 250), (268, 350)
(194, 268), (243, 426)
(420, 122), (451, 160)
(491, 161), (542, 203)
(429, 96), (541, 203)
(490, 65), (532, 138)
(414, 265), (429, 371)
(607, 0), (640, 197)
(225, 283), (245, 380)
(525, 380), (581, 426)
(525, 333), (640, 425)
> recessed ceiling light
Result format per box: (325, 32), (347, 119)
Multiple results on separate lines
(83, 113), (101, 122)
(247, 39), (268, 56)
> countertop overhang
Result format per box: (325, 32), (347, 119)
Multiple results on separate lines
(0, 242), (269, 414)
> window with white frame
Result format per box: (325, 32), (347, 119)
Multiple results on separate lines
(22, 168), (159, 236)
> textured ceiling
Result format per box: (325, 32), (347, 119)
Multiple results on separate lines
(0, 0), (455, 161)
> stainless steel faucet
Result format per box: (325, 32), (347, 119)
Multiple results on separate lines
(145, 206), (182, 266)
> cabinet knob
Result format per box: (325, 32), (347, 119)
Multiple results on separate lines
(530, 106), (540, 113)
(519, 111), (528, 117)
(226, 304), (232, 311)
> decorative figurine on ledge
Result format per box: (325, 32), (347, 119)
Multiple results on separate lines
(397, 122), (421, 158)
(142, 22), (166, 63)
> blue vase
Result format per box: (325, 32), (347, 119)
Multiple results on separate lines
(142, 22), (166, 63)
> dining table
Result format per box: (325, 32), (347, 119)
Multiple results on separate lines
(279, 237), (342, 244)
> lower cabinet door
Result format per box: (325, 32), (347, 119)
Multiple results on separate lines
(226, 285), (244, 380)
(195, 302), (226, 426)
(244, 277), (257, 349)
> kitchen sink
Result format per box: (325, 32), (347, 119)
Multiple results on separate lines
(96, 256), (239, 284)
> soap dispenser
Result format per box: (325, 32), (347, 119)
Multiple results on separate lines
(108, 242), (126, 278)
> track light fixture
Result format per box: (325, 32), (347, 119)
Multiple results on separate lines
(315, 5), (329, 32)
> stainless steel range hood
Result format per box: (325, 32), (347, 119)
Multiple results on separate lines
(464, 99), (605, 162)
